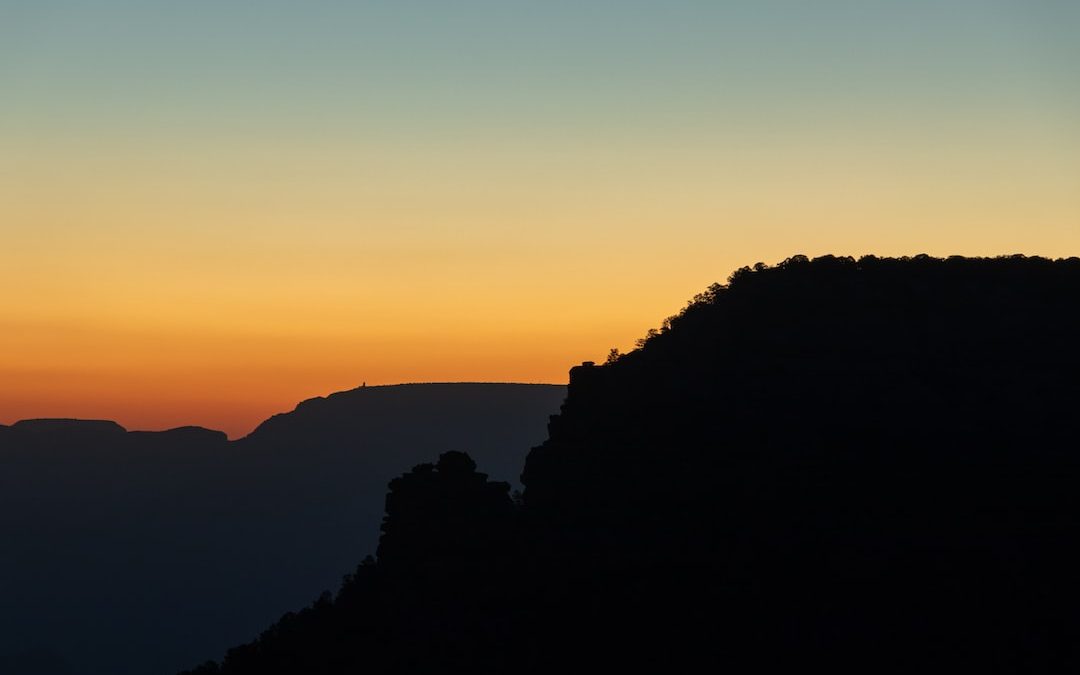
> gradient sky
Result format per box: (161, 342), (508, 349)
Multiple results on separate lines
(3, 1), (1078, 437)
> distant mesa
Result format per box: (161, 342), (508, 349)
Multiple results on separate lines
(129, 426), (229, 444)
(243, 381), (562, 444)
(1, 419), (232, 445)
(10, 418), (128, 436)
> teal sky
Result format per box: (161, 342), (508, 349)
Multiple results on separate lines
(4, 1), (1078, 139)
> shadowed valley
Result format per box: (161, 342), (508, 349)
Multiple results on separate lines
(0, 384), (567, 675)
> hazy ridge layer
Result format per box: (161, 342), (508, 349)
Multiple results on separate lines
(1, 383), (566, 675)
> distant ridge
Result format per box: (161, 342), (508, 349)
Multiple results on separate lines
(2, 383), (564, 442)
(11, 418), (127, 434)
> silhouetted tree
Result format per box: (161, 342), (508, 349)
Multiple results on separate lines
(377, 451), (514, 572)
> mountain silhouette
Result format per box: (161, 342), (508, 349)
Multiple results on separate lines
(179, 255), (1080, 674)
(0, 383), (566, 675)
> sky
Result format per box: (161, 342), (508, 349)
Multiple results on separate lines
(2, 1), (1078, 437)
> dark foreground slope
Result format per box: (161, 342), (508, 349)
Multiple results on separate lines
(521, 255), (1080, 670)
(185, 255), (1080, 674)
(0, 384), (565, 675)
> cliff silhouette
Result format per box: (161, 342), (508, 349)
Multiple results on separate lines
(179, 255), (1080, 674)
(0, 384), (566, 675)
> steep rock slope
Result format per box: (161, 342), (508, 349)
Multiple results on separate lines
(184, 255), (1080, 674)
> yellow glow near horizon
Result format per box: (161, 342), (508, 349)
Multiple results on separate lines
(4, 126), (1079, 436)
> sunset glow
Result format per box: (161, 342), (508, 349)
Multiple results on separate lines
(3, 1), (1078, 437)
